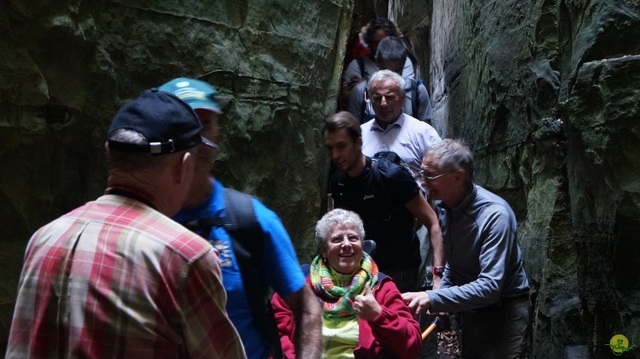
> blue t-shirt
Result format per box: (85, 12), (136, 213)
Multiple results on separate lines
(174, 179), (306, 359)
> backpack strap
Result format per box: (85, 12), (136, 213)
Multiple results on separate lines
(182, 189), (282, 358)
(414, 79), (422, 118)
(371, 157), (391, 204)
(360, 85), (369, 124)
(406, 78), (422, 121)
(223, 188), (283, 359)
(357, 57), (366, 79)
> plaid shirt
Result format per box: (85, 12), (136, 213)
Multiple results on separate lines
(6, 194), (246, 359)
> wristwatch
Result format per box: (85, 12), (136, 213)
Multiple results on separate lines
(432, 266), (445, 276)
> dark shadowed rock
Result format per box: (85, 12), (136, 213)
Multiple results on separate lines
(2, 0), (640, 357)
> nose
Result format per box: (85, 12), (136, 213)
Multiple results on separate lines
(329, 149), (341, 163)
(337, 235), (353, 247)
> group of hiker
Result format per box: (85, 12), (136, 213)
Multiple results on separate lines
(5, 17), (530, 359)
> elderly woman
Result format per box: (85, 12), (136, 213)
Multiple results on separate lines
(272, 209), (422, 358)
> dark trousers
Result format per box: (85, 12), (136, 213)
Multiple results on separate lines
(460, 295), (531, 359)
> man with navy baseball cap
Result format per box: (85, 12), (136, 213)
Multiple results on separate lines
(6, 88), (246, 358)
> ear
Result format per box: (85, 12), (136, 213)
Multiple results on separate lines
(319, 245), (328, 261)
(174, 151), (194, 185)
(356, 136), (363, 151)
(453, 168), (466, 183)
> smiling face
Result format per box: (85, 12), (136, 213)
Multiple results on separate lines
(421, 154), (449, 200)
(421, 154), (466, 207)
(321, 223), (364, 275)
(323, 128), (363, 176)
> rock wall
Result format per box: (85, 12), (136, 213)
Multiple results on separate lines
(0, 0), (353, 349)
(419, 0), (640, 357)
(2, 0), (640, 357)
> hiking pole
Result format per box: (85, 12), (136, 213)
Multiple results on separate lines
(421, 316), (440, 340)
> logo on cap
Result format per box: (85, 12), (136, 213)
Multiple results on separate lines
(158, 77), (223, 114)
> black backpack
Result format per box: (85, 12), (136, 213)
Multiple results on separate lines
(180, 188), (282, 358)
(372, 151), (414, 179)
(370, 151), (416, 201)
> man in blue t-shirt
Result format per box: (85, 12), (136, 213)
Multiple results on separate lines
(160, 78), (322, 359)
(323, 111), (444, 293)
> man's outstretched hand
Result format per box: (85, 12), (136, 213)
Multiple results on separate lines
(401, 291), (431, 317)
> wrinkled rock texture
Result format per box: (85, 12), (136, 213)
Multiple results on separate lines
(1, 0), (639, 358)
(423, 0), (640, 358)
(0, 0), (352, 349)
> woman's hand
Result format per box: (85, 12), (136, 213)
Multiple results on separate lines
(353, 285), (382, 321)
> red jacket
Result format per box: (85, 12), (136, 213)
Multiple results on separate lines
(271, 275), (422, 359)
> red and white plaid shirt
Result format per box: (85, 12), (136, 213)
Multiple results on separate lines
(7, 194), (246, 359)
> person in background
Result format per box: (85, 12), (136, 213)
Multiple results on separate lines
(272, 208), (422, 358)
(360, 69), (440, 176)
(359, 69), (442, 305)
(323, 111), (444, 293)
(159, 77), (322, 359)
(346, 36), (433, 124)
(6, 89), (246, 358)
(340, 17), (416, 109)
(402, 139), (531, 358)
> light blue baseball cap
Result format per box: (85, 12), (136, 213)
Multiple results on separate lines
(158, 77), (223, 114)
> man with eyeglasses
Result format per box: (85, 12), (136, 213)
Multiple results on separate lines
(402, 139), (531, 358)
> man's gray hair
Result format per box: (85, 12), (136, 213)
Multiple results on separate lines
(368, 69), (405, 93)
(107, 129), (175, 170)
(315, 209), (365, 252)
(109, 128), (149, 144)
(426, 139), (475, 184)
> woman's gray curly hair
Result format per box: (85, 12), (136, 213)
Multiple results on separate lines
(315, 209), (365, 252)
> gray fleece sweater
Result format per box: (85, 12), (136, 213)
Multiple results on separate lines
(428, 185), (530, 313)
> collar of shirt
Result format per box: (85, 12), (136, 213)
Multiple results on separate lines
(370, 113), (407, 133)
(439, 184), (478, 215)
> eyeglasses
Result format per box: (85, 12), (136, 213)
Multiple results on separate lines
(370, 94), (400, 104)
(418, 170), (451, 182)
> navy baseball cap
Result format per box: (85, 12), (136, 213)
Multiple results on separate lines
(158, 77), (223, 114)
(108, 88), (216, 154)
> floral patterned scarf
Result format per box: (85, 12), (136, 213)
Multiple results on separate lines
(309, 252), (378, 318)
